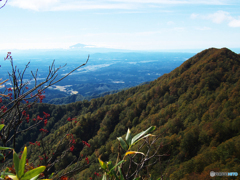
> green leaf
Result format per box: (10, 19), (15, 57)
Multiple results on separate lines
(5, 167), (10, 172)
(19, 146), (27, 178)
(117, 137), (128, 151)
(107, 161), (113, 170)
(131, 134), (155, 147)
(107, 161), (118, 178)
(109, 160), (125, 173)
(1, 167), (11, 178)
(109, 160), (126, 179)
(1, 171), (15, 177)
(125, 128), (132, 147)
(13, 150), (20, 178)
(0, 124), (4, 131)
(98, 157), (107, 170)
(48, 173), (54, 178)
(131, 126), (156, 147)
(0, 146), (13, 150)
(21, 166), (46, 180)
(118, 166), (125, 180)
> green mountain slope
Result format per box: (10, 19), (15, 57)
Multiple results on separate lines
(18, 47), (240, 179)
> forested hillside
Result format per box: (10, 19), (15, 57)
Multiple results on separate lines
(15, 47), (240, 179)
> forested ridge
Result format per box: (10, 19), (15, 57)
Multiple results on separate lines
(14, 47), (240, 179)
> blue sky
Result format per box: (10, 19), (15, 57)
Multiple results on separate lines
(0, 0), (240, 51)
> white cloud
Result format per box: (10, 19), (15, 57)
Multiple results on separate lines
(111, 0), (228, 5)
(228, 17), (240, 27)
(207, 10), (231, 23)
(9, 0), (134, 11)
(9, 0), (59, 11)
(191, 10), (240, 28)
(9, 0), (229, 11)
(51, 2), (134, 11)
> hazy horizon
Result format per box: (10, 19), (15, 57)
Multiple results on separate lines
(0, 44), (240, 55)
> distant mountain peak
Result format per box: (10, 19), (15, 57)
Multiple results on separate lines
(68, 43), (131, 53)
(69, 43), (96, 49)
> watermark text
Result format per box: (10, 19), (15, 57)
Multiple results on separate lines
(210, 171), (238, 177)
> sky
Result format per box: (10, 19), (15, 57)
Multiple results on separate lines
(0, 0), (240, 51)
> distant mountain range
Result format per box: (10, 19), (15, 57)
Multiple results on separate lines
(69, 43), (133, 53)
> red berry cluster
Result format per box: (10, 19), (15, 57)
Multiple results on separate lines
(43, 153), (48, 160)
(39, 128), (48, 133)
(1, 105), (7, 113)
(8, 93), (12, 100)
(89, 172), (101, 179)
(36, 141), (41, 146)
(29, 141), (41, 146)
(44, 119), (47, 126)
(22, 110), (27, 116)
(70, 145), (74, 152)
(60, 176), (68, 180)
(67, 134), (76, 152)
(94, 172), (101, 177)
(43, 111), (50, 118)
(85, 157), (89, 164)
(22, 110), (29, 123)
(39, 156), (43, 161)
(67, 117), (77, 124)
(37, 90), (45, 103)
(22, 110), (50, 125)
(82, 140), (90, 148)
(36, 115), (43, 121)
(26, 114), (30, 123)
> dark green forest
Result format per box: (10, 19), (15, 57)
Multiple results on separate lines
(10, 48), (240, 179)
